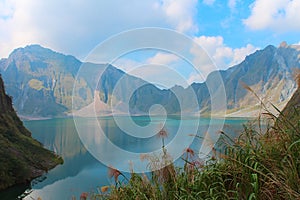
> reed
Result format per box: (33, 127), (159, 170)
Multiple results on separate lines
(90, 83), (300, 200)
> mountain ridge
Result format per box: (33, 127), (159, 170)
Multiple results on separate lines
(0, 43), (299, 118)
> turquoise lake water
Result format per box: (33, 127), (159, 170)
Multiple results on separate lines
(5, 116), (251, 200)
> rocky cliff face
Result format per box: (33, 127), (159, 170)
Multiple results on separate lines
(0, 44), (299, 117)
(191, 44), (300, 116)
(130, 44), (300, 116)
(0, 75), (62, 190)
(0, 45), (148, 117)
(0, 45), (90, 117)
(0, 75), (15, 116)
(278, 84), (300, 126)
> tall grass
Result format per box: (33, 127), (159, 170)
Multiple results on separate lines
(88, 84), (300, 200)
(89, 110), (300, 199)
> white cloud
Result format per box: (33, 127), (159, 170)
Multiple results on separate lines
(112, 47), (210, 88)
(189, 42), (217, 78)
(0, 0), (200, 59)
(92, 34), (258, 88)
(188, 37), (258, 84)
(113, 52), (179, 73)
(129, 64), (190, 88)
(187, 73), (205, 84)
(194, 36), (224, 56)
(113, 58), (142, 72)
(155, 0), (198, 33)
(228, 0), (237, 10)
(244, 0), (300, 31)
(193, 35), (258, 69)
(114, 38), (258, 87)
(146, 52), (179, 65)
(231, 44), (258, 65)
(0, 0), (38, 58)
(113, 52), (187, 88)
(0, 0), (15, 18)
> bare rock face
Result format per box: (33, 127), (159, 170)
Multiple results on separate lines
(0, 44), (300, 117)
(0, 75), (14, 114)
(192, 44), (300, 116)
(280, 41), (288, 48)
(278, 85), (300, 126)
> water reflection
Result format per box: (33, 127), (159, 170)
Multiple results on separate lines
(20, 117), (249, 200)
(23, 118), (106, 199)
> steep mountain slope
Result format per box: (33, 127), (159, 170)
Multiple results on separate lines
(0, 75), (62, 190)
(192, 44), (300, 116)
(0, 45), (92, 117)
(0, 44), (299, 117)
(0, 45), (149, 117)
(76, 44), (300, 117)
(278, 81), (300, 126)
(129, 44), (300, 116)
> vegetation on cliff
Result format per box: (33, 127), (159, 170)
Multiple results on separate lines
(0, 44), (299, 117)
(0, 75), (63, 190)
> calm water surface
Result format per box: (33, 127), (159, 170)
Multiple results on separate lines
(12, 116), (250, 200)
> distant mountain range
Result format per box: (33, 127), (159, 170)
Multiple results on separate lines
(0, 43), (299, 118)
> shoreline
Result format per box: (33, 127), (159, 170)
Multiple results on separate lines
(19, 115), (53, 121)
(19, 113), (258, 122)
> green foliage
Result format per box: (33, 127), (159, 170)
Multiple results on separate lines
(92, 87), (300, 200)
(3, 44), (299, 118)
(0, 76), (63, 190)
(0, 112), (63, 190)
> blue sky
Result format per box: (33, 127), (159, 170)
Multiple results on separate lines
(0, 0), (300, 88)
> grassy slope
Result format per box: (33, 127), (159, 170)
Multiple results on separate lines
(0, 75), (63, 190)
(277, 86), (300, 127)
(94, 87), (300, 200)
